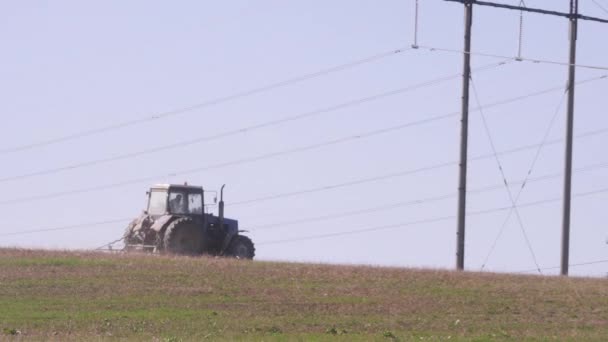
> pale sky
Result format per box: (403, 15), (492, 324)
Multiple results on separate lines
(1, 0), (607, 277)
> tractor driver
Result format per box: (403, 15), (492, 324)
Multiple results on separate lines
(169, 193), (186, 214)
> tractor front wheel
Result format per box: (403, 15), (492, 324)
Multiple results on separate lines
(226, 235), (255, 259)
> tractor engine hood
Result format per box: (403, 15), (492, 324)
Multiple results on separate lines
(130, 214), (173, 234)
(148, 215), (173, 232)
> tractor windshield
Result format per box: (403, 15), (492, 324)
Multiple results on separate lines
(188, 193), (203, 215)
(148, 190), (168, 215)
(168, 191), (203, 215)
(169, 192), (187, 214)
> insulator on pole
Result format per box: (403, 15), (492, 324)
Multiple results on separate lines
(412, 0), (420, 48)
(516, 1), (525, 61)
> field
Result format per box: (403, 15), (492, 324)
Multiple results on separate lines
(0, 249), (607, 341)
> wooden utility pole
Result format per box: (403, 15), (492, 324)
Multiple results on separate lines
(456, 0), (473, 271)
(561, 0), (579, 276)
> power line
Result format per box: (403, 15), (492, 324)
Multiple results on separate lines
(247, 194), (456, 231)
(256, 186), (608, 245)
(515, 259), (608, 274)
(2, 114), (460, 198)
(467, 160), (608, 194)
(0, 61), (509, 183)
(0, 76), (606, 206)
(257, 216), (456, 246)
(245, 160), (608, 231)
(3, 162), (608, 239)
(0, 73), (603, 203)
(470, 74), (542, 273)
(591, 0), (608, 15)
(0, 46), (414, 155)
(3, 122), (608, 208)
(241, 163), (608, 230)
(0, 218), (131, 237)
(231, 162), (456, 206)
(416, 44), (608, 71)
(228, 80), (608, 207)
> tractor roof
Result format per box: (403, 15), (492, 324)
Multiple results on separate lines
(151, 183), (203, 191)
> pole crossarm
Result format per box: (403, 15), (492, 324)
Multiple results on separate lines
(443, 0), (608, 23)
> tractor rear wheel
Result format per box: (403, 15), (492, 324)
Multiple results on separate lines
(226, 235), (255, 259)
(163, 218), (203, 255)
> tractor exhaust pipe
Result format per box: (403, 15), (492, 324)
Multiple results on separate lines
(219, 184), (225, 230)
(218, 184), (233, 255)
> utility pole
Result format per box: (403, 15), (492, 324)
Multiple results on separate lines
(456, 0), (473, 271)
(561, 0), (579, 276)
(443, 0), (606, 275)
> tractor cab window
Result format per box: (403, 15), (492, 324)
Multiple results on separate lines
(168, 192), (187, 214)
(188, 193), (203, 215)
(148, 190), (168, 215)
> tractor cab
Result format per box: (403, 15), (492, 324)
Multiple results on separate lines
(146, 184), (205, 217)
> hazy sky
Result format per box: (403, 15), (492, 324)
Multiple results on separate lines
(1, 0), (607, 277)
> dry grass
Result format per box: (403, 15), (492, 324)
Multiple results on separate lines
(0, 248), (606, 341)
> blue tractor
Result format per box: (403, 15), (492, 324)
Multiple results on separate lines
(123, 184), (254, 259)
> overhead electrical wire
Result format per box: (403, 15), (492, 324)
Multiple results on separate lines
(590, 0), (608, 15)
(415, 44), (608, 71)
(0, 46), (414, 155)
(255, 186), (608, 246)
(0, 218), (132, 237)
(231, 127), (608, 208)
(2, 120), (608, 207)
(4, 158), (608, 238)
(0, 75), (606, 206)
(247, 193), (458, 231)
(0, 73), (608, 190)
(231, 161), (457, 206)
(0, 61), (509, 183)
(243, 160), (608, 231)
(4, 184), (608, 241)
(3, 43), (606, 156)
(7, 158), (608, 240)
(515, 259), (608, 274)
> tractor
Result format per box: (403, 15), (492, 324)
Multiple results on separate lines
(123, 183), (255, 259)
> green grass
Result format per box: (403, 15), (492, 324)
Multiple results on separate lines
(0, 248), (606, 341)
